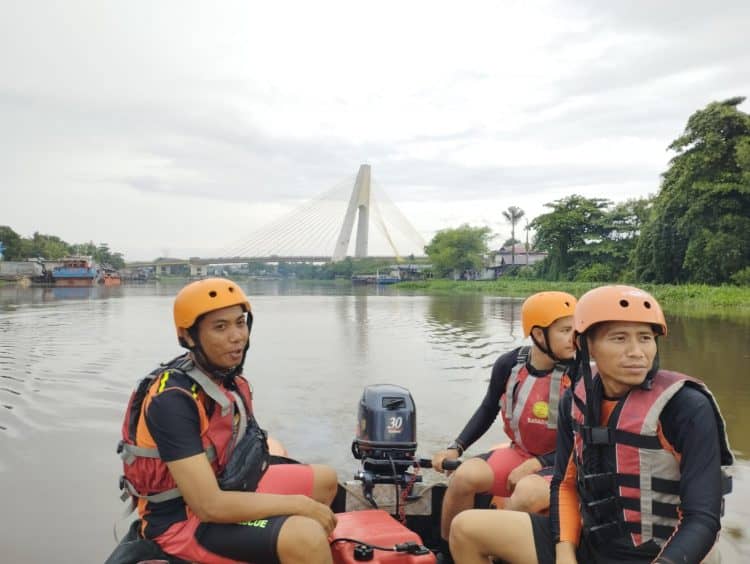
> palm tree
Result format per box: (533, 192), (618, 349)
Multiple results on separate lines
(501, 206), (525, 265)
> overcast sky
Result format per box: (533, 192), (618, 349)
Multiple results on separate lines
(2, 1), (749, 260)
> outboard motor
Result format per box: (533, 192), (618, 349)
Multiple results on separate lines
(351, 384), (421, 509)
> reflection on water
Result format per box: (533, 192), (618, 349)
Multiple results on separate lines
(0, 282), (748, 562)
(661, 315), (750, 458)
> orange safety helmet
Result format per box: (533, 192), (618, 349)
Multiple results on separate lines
(521, 291), (577, 337)
(173, 278), (252, 337)
(574, 285), (667, 336)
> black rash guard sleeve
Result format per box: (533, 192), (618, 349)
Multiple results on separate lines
(654, 385), (724, 563)
(456, 348), (520, 450)
(146, 388), (205, 463)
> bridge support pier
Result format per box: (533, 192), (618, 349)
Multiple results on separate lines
(332, 164), (371, 262)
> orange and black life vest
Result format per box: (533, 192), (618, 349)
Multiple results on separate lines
(117, 354), (253, 518)
(500, 347), (571, 456)
(571, 370), (733, 548)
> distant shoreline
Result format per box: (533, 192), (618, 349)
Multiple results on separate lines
(4, 277), (748, 318)
(395, 279), (750, 318)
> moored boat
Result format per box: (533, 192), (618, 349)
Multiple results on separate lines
(101, 267), (122, 286)
(52, 256), (122, 286)
(52, 256), (99, 286)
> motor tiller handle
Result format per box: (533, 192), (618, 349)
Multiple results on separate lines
(441, 458), (462, 471)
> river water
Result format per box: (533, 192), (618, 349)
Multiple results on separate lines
(0, 281), (748, 563)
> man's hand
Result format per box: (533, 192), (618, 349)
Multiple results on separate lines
(431, 449), (460, 475)
(299, 496), (338, 535)
(506, 456), (542, 492)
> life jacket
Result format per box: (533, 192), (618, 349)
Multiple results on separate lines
(571, 370), (733, 549)
(500, 346), (570, 456)
(117, 354), (254, 519)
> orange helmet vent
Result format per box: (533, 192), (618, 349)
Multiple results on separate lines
(574, 285), (667, 336)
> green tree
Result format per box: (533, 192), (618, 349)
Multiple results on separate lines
(0, 225), (23, 260)
(634, 97), (750, 284)
(530, 195), (610, 280)
(19, 232), (71, 260)
(501, 206), (525, 265)
(580, 197), (653, 281)
(425, 224), (491, 278)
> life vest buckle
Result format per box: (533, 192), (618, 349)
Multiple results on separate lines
(585, 520), (623, 548)
(116, 439), (124, 454)
(579, 471), (617, 494)
(721, 470), (733, 495)
(581, 425), (615, 446)
(583, 495), (619, 520)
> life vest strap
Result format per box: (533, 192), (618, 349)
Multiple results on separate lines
(118, 441), (216, 465)
(172, 357), (233, 417)
(229, 390), (248, 446)
(118, 441), (160, 465)
(650, 476), (680, 495)
(580, 424), (615, 446)
(119, 476), (182, 504)
(546, 364), (566, 429)
(617, 496), (679, 520)
(573, 420), (663, 450)
(721, 470), (732, 495)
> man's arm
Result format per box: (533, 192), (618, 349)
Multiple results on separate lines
(654, 386), (724, 563)
(550, 390), (582, 547)
(166, 453), (335, 532)
(147, 389), (336, 532)
(455, 348), (519, 448)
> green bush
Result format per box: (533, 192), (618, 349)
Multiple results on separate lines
(515, 266), (537, 279)
(574, 263), (614, 282)
(730, 266), (750, 286)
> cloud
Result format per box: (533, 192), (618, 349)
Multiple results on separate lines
(1, 0), (748, 260)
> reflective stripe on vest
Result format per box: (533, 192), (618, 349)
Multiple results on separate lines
(572, 370), (733, 547)
(501, 346), (567, 453)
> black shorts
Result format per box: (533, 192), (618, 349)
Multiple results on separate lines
(529, 514), (656, 564)
(196, 516), (289, 564)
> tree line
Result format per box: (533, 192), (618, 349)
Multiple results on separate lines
(426, 97), (750, 286)
(0, 227), (126, 270)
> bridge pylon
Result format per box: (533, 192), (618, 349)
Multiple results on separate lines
(332, 164), (371, 262)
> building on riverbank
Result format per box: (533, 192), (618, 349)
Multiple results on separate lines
(482, 244), (548, 279)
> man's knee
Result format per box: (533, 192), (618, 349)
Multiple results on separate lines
(448, 458), (493, 495)
(311, 464), (339, 504)
(277, 515), (329, 561)
(448, 510), (469, 548)
(448, 510), (480, 552)
(508, 475), (549, 513)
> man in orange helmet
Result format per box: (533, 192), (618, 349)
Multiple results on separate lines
(431, 291), (578, 562)
(117, 278), (339, 564)
(449, 285), (733, 564)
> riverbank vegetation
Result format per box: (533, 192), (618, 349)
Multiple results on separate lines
(426, 97), (750, 288)
(397, 278), (750, 315)
(0, 226), (125, 269)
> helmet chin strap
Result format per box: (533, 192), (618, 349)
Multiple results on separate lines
(531, 327), (569, 365)
(641, 338), (660, 390)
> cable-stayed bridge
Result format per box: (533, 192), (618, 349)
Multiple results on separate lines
(212, 164), (426, 262)
(128, 166), (427, 273)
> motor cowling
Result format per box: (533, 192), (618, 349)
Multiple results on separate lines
(352, 384), (417, 474)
